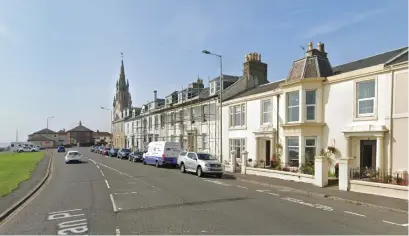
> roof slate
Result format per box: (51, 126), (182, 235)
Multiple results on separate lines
(68, 125), (93, 132)
(333, 47), (408, 74)
(32, 128), (56, 135)
(224, 80), (283, 101)
(28, 134), (55, 142)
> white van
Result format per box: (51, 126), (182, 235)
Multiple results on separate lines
(143, 141), (182, 168)
(10, 142), (34, 152)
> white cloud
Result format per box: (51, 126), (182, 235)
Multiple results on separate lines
(303, 8), (385, 38)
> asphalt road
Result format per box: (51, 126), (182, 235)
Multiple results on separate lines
(0, 147), (407, 235)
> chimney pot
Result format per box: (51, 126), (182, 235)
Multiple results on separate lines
(308, 42), (313, 50)
(153, 90), (157, 101)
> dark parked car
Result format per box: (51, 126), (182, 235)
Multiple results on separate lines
(108, 148), (119, 157)
(118, 148), (131, 159)
(129, 151), (144, 162)
(57, 146), (65, 152)
(98, 146), (104, 154)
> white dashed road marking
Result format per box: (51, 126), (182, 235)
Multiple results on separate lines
(237, 185), (248, 189)
(281, 197), (333, 212)
(204, 179), (232, 186)
(105, 179), (111, 189)
(96, 165), (100, 169)
(383, 220), (408, 227)
(100, 170), (105, 177)
(116, 228), (121, 235)
(256, 190), (269, 193)
(344, 211), (366, 217)
(49, 209), (83, 214)
(267, 192), (280, 196)
(109, 194), (118, 212)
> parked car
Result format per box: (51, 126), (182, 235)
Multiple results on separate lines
(108, 148), (119, 157)
(90, 146), (96, 152)
(177, 152), (223, 178)
(97, 146), (104, 154)
(65, 150), (83, 164)
(102, 147), (110, 155)
(17, 146), (36, 153)
(118, 148), (131, 159)
(129, 151), (144, 162)
(143, 141), (181, 168)
(57, 146), (66, 153)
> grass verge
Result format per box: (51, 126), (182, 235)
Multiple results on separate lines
(0, 152), (44, 197)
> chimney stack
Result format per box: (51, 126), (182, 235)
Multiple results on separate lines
(317, 42), (325, 52)
(153, 90), (157, 101)
(308, 42), (313, 51)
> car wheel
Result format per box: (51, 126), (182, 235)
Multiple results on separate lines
(155, 161), (160, 168)
(215, 174), (223, 178)
(197, 166), (203, 177)
(65, 161), (69, 164)
(180, 163), (186, 173)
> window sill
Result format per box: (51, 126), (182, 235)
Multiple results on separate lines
(353, 115), (378, 122)
(229, 126), (247, 131)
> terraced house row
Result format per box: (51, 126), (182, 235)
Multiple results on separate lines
(111, 42), (408, 199)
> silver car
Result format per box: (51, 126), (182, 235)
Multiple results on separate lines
(177, 152), (223, 178)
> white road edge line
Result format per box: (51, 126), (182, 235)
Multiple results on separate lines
(344, 211), (366, 217)
(109, 194), (118, 212)
(105, 179), (111, 189)
(100, 170), (105, 177)
(237, 185), (248, 189)
(48, 208), (83, 214)
(116, 228), (120, 235)
(382, 220), (408, 227)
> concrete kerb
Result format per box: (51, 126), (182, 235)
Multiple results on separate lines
(0, 151), (53, 222)
(237, 178), (408, 214)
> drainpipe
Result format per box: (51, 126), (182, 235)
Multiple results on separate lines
(276, 94), (280, 149)
(388, 65), (395, 174)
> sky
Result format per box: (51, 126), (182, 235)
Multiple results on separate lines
(0, 0), (407, 143)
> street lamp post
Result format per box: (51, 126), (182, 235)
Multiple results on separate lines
(202, 50), (223, 163)
(101, 107), (113, 145)
(47, 116), (54, 129)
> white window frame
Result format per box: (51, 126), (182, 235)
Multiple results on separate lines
(215, 81), (221, 92)
(229, 103), (246, 128)
(261, 99), (272, 125)
(286, 137), (299, 164)
(305, 90), (316, 121)
(287, 91), (300, 123)
(229, 138), (246, 160)
(202, 134), (208, 151)
(356, 79), (376, 117)
(304, 137), (316, 162)
(210, 83), (215, 94)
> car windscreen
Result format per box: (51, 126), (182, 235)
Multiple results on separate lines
(113, 149), (119, 151)
(197, 153), (216, 160)
(122, 149), (131, 152)
(135, 152), (144, 155)
(68, 152), (80, 156)
(104, 148), (110, 150)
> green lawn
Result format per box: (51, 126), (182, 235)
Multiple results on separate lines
(0, 152), (44, 197)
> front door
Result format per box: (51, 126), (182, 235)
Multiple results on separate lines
(265, 140), (271, 166)
(187, 133), (196, 152)
(360, 140), (376, 169)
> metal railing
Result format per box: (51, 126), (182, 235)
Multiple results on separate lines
(350, 167), (408, 186)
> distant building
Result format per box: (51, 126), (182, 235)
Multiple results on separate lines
(67, 121), (94, 146)
(27, 128), (58, 147)
(93, 130), (112, 145)
(56, 129), (69, 146)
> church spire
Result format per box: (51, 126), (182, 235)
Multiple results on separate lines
(118, 53), (126, 88)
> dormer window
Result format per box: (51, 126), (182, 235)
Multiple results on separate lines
(210, 81), (221, 95)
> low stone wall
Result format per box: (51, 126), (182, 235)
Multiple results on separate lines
(224, 164), (234, 173)
(349, 180), (409, 200)
(246, 167), (315, 184)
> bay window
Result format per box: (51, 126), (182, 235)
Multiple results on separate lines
(287, 91), (299, 122)
(262, 100), (272, 124)
(357, 80), (375, 116)
(306, 90), (316, 121)
(229, 104), (246, 128)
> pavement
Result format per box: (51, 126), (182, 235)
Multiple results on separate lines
(0, 151), (51, 215)
(228, 172), (409, 213)
(0, 147), (407, 235)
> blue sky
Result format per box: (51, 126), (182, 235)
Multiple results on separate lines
(0, 0), (407, 143)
